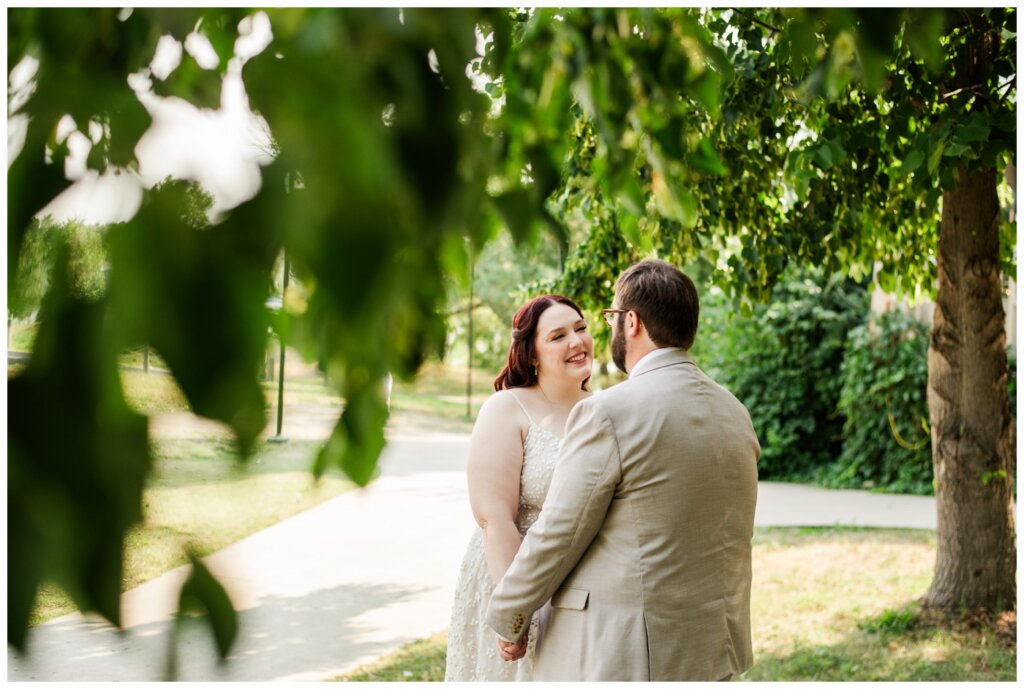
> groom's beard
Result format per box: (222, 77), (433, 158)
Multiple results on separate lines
(611, 320), (627, 373)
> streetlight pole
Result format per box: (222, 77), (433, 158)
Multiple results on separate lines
(269, 251), (289, 443)
(466, 244), (474, 420)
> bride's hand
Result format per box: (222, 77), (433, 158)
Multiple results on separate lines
(497, 626), (530, 661)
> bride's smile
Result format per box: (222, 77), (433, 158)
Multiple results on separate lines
(533, 303), (594, 385)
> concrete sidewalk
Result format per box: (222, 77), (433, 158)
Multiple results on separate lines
(7, 432), (936, 681)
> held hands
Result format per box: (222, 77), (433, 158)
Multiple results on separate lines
(496, 624), (530, 662)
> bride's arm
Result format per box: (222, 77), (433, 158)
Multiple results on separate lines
(467, 392), (527, 586)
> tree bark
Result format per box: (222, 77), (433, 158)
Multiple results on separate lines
(925, 164), (1016, 612)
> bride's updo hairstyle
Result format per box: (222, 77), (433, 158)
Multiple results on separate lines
(493, 294), (589, 391)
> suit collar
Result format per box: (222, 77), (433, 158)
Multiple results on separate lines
(630, 348), (694, 378)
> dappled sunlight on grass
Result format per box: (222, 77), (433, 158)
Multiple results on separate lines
(751, 528), (935, 656)
(743, 528), (1013, 681)
(120, 369), (190, 415)
(747, 616), (1015, 681)
(338, 631), (449, 682)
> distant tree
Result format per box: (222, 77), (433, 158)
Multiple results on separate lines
(11, 218), (107, 319)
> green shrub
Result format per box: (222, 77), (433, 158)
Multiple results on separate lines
(831, 311), (933, 494)
(695, 270), (868, 481)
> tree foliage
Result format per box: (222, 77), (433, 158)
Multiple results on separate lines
(9, 6), (514, 651)
(531, 8), (1015, 309)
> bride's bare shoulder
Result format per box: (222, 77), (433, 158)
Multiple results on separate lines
(475, 389), (532, 421)
(478, 389), (523, 416)
(474, 389), (531, 431)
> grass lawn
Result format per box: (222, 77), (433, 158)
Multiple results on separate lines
(342, 632), (450, 682)
(335, 528), (1016, 682)
(387, 361), (493, 434)
(121, 369), (191, 414)
(120, 346), (170, 372)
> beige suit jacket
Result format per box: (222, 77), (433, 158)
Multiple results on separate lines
(486, 350), (760, 681)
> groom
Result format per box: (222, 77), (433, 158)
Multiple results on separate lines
(486, 259), (760, 681)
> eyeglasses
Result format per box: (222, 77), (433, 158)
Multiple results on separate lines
(601, 309), (627, 326)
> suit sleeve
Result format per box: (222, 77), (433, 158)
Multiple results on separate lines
(485, 396), (621, 642)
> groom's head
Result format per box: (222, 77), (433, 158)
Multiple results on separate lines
(610, 260), (699, 372)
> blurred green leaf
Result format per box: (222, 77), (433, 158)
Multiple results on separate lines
(904, 9), (948, 71)
(785, 17), (819, 80)
(814, 142), (834, 169)
(927, 138), (946, 175)
(106, 180), (279, 457)
(177, 553), (238, 659)
(676, 187), (699, 229)
(492, 190), (541, 244)
(958, 114), (991, 144)
(316, 382), (388, 486)
(902, 150), (925, 173)
(9, 250), (152, 648)
(613, 168), (646, 217)
(688, 68), (722, 115)
(690, 138), (729, 176)
(943, 142), (972, 158)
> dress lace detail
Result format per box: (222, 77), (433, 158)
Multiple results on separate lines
(444, 421), (561, 681)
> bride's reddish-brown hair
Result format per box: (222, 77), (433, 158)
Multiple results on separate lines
(493, 294), (589, 391)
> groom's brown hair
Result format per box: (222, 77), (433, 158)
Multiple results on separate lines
(615, 259), (699, 350)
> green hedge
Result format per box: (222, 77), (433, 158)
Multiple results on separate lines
(829, 311), (933, 494)
(700, 275), (1017, 495)
(696, 271), (868, 481)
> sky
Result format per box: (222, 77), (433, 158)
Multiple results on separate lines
(9, 10), (276, 226)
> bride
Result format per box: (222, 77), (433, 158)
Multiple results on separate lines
(444, 294), (593, 681)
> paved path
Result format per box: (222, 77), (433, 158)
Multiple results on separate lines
(8, 429), (936, 681)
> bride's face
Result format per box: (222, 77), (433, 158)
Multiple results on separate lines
(533, 303), (593, 384)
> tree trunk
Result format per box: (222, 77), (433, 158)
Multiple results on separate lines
(925, 164), (1016, 612)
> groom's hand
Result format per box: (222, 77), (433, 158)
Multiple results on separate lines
(497, 626), (529, 661)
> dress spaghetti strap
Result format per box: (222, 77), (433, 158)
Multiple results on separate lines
(508, 390), (535, 425)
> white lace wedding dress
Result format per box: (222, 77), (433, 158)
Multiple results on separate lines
(445, 394), (561, 681)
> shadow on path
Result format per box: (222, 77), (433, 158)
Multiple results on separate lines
(11, 581), (434, 681)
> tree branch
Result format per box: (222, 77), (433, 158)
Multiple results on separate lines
(445, 299), (485, 316)
(941, 78), (1015, 102)
(940, 84), (983, 100)
(997, 77), (1015, 103)
(730, 8), (782, 35)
